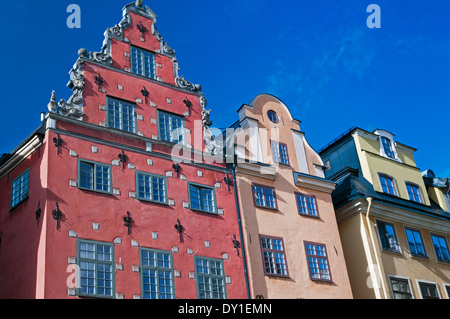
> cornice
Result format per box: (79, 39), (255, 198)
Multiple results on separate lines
(236, 161), (277, 180)
(0, 135), (43, 179)
(293, 171), (336, 194)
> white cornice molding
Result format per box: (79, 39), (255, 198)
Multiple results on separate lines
(236, 161), (276, 180)
(0, 135), (42, 179)
(293, 172), (336, 194)
(335, 197), (450, 233)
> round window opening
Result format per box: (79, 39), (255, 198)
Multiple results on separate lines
(267, 110), (278, 123)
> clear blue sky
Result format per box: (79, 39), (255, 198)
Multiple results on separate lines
(1, 0), (449, 177)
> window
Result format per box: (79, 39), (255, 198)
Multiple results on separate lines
(158, 111), (185, 144)
(267, 110), (278, 123)
(296, 193), (319, 217)
(379, 174), (397, 195)
(107, 97), (136, 133)
(140, 248), (174, 299)
(130, 46), (156, 79)
(78, 160), (112, 194)
(418, 282), (440, 299)
(405, 227), (427, 258)
(381, 136), (395, 158)
(304, 242), (331, 281)
(188, 183), (216, 214)
(259, 235), (288, 277)
(377, 220), (401, 253)
(271, 141), (289, 165)
(431, 234), (450, 263)
(10, 168), (30, 209)
(389, 277), (413, 299)
(136, 172), (167, 204)
(77, 239), (114, 298)
(195, 256), (227, 299)
(405, 182), (423, 203)
(252, 184), (277, 209)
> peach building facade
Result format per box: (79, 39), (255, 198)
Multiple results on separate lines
(228, 94), (353, 299)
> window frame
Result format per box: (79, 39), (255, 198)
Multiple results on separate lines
(378, 173), (398, 196)
(135, 171), (168, 205)
(130, 45), (156, 79)
(10, 167), (30, 211)
(106, 96), (137, 134)
(270, 140), (290, 166)
(430, 233), (450, 263)
(251, 183), (278, 210)
(139, 247), (175, 299)
(194, 256), (227, 299)
(157, 110), (186, 145)
(295, 192), (320, 218)
(376, 219), (402, 254)
(76, 239), (115, 299)
(405, 182), (423, 204)
(417, 280), (441, 299)
(388, 275), (414, 299)
(259, 235), (289, 278)
(267, 110), (279, 123)
(77, 159), (113, 195)
(304, 241), (332, 282)
(404, 226), (428, 259)
(188, 182), (218, 214)
(380, 136), (395, 159)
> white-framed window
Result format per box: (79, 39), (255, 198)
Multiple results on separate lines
(378, 173), (398, 196)
(417, 280), (441, 299)
(374, 129), (401, 162)
(376, 219), (401, 253)
(405, 182), (423, 203)
(194, 256), (227, 299)
(388, 275), (414, 299)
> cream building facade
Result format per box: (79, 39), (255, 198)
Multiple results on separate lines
(320, 127), (450, 299)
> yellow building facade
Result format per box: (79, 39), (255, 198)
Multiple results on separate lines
(227, 94), (353, 299)
(320, 127), (450, 299)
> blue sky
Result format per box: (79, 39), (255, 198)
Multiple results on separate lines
(1, 0), (449, 177)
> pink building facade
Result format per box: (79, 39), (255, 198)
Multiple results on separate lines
(0, 2), (248, 299)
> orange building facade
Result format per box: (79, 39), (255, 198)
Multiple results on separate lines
(227, 94), (353, 299)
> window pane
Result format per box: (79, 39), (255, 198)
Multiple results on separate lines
(79, 162), (94, 189)
(159, 111), (185, 144)
(11, 170), (30, 208)
(78, 241), (114, 297)
(107, 98), (136, 133)
(195, 257), (226, 299)
(190, 184), (215, 213)
(378, 221), (400, 251)
(141, 249), (173, 299)
(131, 46), (156, 79)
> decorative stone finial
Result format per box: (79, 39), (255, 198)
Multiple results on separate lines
(78, 48), (87, 58)
(47, 91), (58, 112)
(135, 0), (143, 8)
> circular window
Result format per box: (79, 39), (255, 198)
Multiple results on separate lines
(267, 110), (278, 123)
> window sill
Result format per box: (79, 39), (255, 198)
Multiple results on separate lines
(137, 198), (169, 206)
(381, 248), (403, 256)
(78, 187), (113, 196)
(190, 207), (219, 215)
(9, 196), (29, 213)
(254, 204), (278, 212)
(409, 253), (429, 261)
(298, 212), (320, 219)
